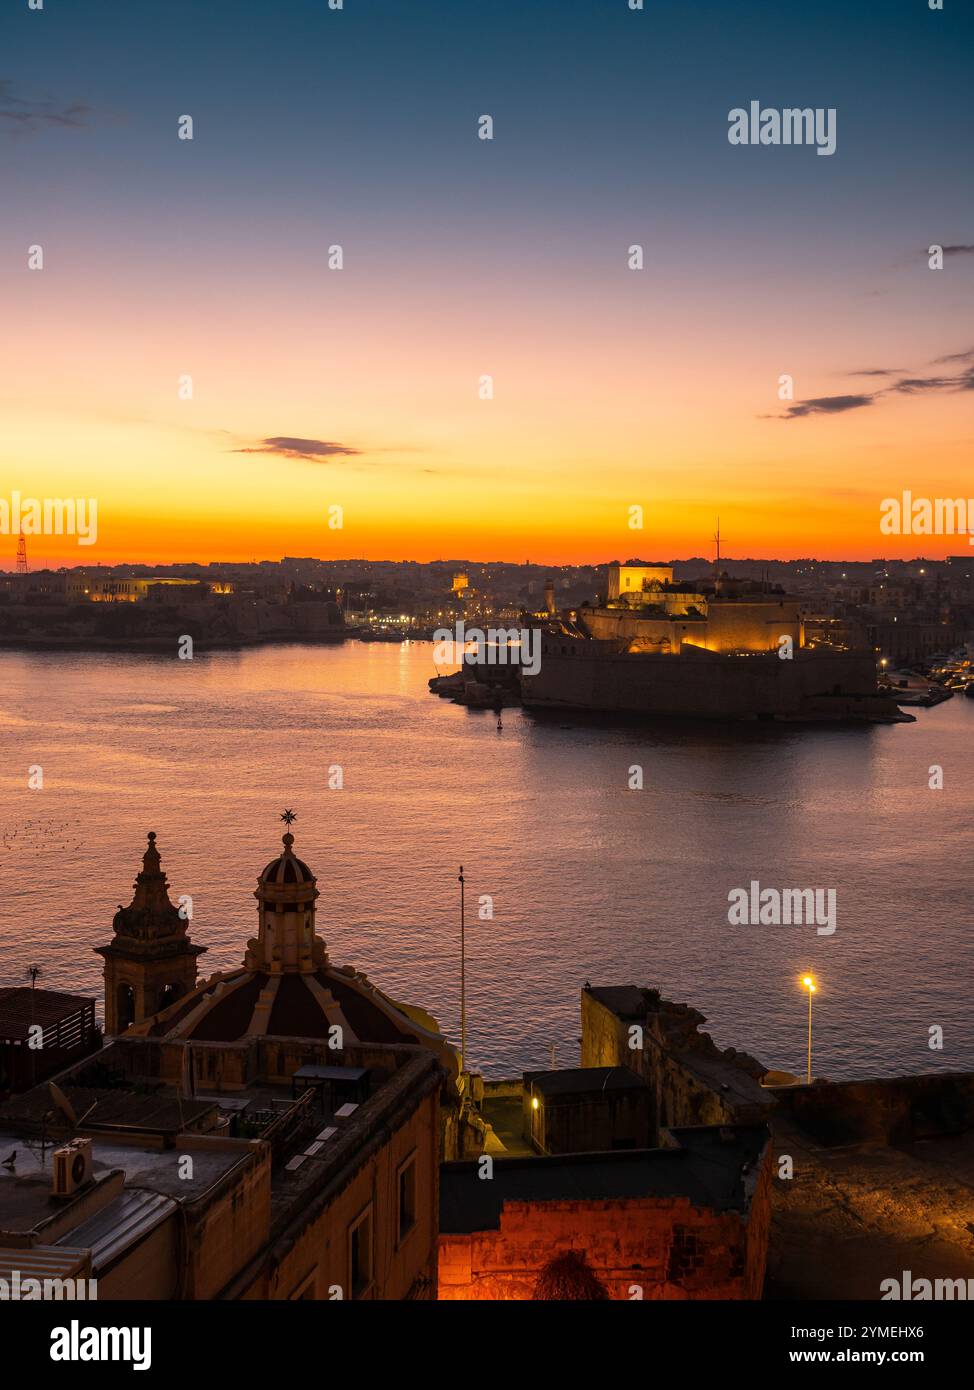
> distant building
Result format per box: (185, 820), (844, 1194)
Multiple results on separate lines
(0, 988), (99, 1095)
(0, 571), (217, 604)
(606, 561), (675, 601)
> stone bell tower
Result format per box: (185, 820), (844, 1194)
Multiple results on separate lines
(245, 824), (326, 975)
(95, 832), (206, 1035)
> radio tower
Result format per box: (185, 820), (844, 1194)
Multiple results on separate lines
(16, 531), (29, 575)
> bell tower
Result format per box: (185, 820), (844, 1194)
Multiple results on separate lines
(245, 817), (326, 975)
(95, 832), (206, 1034)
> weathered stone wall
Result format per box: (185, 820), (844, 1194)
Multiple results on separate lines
(438, 1194), (759, 1301)
(107, 1034), (426, 1093)
(770, 1072), (974, 1147)
(522, 643), (883, 717)
(580, 990), (772, 1139)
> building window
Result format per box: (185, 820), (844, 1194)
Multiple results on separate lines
(348, 1204), (374, 1298)
(397, 1155), (417, 1244)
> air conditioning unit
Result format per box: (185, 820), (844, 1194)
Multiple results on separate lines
(52, 1138), (93, 1197)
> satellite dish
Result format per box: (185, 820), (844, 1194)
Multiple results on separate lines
(47, 1082), (78, 1128)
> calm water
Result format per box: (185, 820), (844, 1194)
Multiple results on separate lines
(1, 642), (972, 1080)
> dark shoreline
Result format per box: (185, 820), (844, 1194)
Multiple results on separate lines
(0, 634), (432, 656)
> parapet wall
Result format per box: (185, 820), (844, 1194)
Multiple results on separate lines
(770, 1072), (974, 1147)
(581, 988), (774, 1139)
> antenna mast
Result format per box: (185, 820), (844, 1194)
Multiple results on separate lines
(458, 865), (466, 1081)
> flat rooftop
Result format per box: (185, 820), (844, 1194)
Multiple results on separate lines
(583, 985), (652, 1021)
(0, 1084), (217, 1136)
(0, 1127), (254, 1236)
(524, 1066), (648, 1098)
(0, 987), (95, 1040)
(441, 1124), (768, 1234)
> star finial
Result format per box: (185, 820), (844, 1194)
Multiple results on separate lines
(280, 809), (297, 828)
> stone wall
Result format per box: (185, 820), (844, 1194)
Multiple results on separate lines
(235, 1082), (441, 1301)
(770, 1072), (974, 1147)
(581, 988), (774, 1139)
(438, 1193), (763, 1300)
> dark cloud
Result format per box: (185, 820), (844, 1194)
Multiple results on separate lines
(779, 394), (876, 420)
(846, 367), (905, 377)
(941, 245), (974, 256)
(232, 437), (362, 461)
(889, 366), (974, 395)
(933, 346), (974, 364)
(0, 79), (94, 136)
(774, 346), (974, 420)
(888, 375), (955, 394)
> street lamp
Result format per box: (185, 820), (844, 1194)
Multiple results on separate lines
(801, 975), (816, 1085)
(458, 866), (466, 1082)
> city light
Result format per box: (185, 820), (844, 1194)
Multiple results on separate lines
(801, 975), (817, 1085)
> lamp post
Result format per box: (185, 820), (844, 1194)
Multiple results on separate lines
(801, 975), (816, 1085)
(458, 866), (466, 1081)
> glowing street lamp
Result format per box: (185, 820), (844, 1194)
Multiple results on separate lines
(801, 975), (816, 1085)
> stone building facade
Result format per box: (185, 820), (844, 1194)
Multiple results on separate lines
(439, 1126), (772, 1300)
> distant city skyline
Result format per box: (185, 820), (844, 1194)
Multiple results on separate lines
(3, 547), (969, 578)
(4, 0), (973, 568)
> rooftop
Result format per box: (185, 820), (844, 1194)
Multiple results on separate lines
(0, 987), (96, 1041)
(583, 985), (651, 1020)
(441, 1124), (769, 1234)
(524, 1066), (648, 1098)
(0, 1127), (254, 1235)
(0, 1083), (217, 1136)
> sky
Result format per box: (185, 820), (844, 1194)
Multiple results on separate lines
(1, 0), (972, 567)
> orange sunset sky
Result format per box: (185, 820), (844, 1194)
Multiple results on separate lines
(3, 0), (972, 569)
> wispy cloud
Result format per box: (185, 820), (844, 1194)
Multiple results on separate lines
(0, 79), (94, 136)
(778, 394), (875, 420)
(933, 346), (974, 365)
(887, 371), (973, 395)
(232, 436), (362, 462)
(773, 347), (974, 421)
(846, 367), (905, 377)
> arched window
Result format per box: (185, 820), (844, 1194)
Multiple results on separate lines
(159, 983), (181, 1010)
(117, 983), (136, 1030)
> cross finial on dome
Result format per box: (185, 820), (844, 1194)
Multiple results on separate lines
(280, 808), (297, 850)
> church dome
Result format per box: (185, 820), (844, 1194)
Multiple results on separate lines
(259, 833), (315, 886)
(121, 817), (459, 1079)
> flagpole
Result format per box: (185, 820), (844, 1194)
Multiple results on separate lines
(458, 865), (466, 1079)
